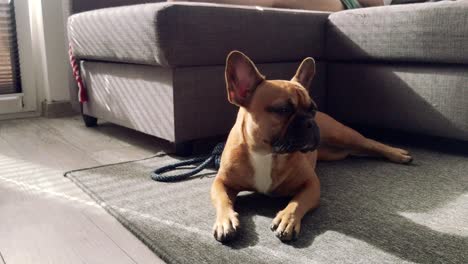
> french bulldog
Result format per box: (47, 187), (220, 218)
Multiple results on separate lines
(211, 51), (412, 242)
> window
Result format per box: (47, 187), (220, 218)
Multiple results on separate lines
(0, 0), (21, 95)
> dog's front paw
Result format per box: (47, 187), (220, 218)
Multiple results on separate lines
(270, 209), (301, 242)
(213, 210), (239, 243)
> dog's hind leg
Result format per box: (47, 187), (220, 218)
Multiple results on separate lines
(316, 112), (413, 164)
(317, 145), (350, 161)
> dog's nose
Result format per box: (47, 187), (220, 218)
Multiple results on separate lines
(306, 120), (314, 129)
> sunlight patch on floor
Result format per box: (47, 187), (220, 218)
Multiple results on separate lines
(399, 193), (468, 237)
(0, 153), (206, 235)
(309, 231), (412, 263)
(0, 154), (95, 206)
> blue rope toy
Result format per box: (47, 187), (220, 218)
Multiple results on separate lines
(151, 142), (225, 182)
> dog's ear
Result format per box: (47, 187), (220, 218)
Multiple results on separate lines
(225, 51), (265, 107)
(292, 57), (316, 90)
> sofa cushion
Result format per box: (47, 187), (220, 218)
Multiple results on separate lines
(69, 2), (330, 67)
(81, 60), (327, 143)
(326, 1), (468, 64)
(69, 0), (165, 14)
(327, 63), (468, 141)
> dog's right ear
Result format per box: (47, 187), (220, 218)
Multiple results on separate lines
(225, 51), (265, 108)
(292, 57), (316, 90)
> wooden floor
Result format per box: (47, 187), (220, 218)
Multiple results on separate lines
(0, 116), (171, 264)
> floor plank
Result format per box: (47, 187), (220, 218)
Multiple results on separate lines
(0, 118), (100, 170)
(0, 134), (19, 159)
(0, 184), (138, 264)
(0, 116), (166, 264)
(82, 207), (163, 264)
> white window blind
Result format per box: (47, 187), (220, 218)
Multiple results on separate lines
(0, 0), (20, 95)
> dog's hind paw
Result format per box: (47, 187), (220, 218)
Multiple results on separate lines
(386, 147), (413, 164)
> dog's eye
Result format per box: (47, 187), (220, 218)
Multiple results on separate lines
(266, 105), (294, 116)
(277, 107), (292, 114)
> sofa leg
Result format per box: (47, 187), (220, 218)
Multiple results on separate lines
(174, 141), (193, 156)
(82, 114), (98, 127)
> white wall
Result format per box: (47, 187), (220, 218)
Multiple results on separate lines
(30, 0), (71, 104)
(14, 0), (36, 112)
(29, 0), (48, 104)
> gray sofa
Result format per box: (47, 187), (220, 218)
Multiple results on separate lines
(67, 0), (468, 151)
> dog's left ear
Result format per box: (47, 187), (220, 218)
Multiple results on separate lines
(225, 51), (265, 108)
(292, 57), (316, 90)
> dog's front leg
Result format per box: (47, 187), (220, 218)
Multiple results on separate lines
(211, 176), (239, 242)
(271, 174), (320, 241)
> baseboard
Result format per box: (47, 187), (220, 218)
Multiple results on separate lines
(41, 100), (79, 118)
(0, 111), (41, 121)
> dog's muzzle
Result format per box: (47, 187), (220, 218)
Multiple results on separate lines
(272, 114), (320, 154)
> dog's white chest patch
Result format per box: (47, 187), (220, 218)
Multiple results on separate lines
(250, 151), (273, 194)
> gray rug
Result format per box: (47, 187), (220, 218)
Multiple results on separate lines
(65, 146), (468, 264)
